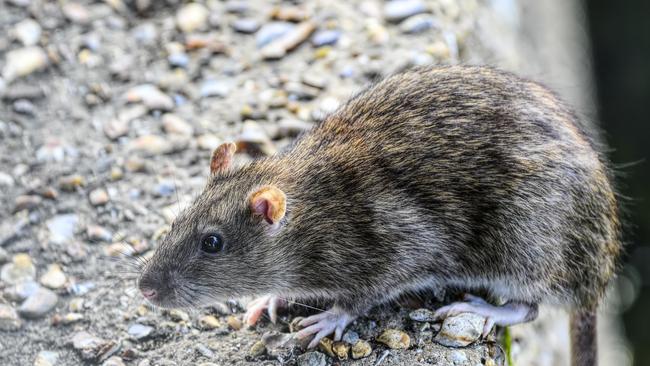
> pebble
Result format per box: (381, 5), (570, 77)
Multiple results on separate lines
(5, 281), (40, 302)
(87, 225), (113, 243)
(332, 341), (350, 360)
(152, 180), (175, 197)
(46, 214), (78, 245)
(195, 343), (214, 358)
(376, 329), (410, 350)
(169, 309), (190, 322)
(71, 331), (117, 361)
(311, 30), (341, 47)
(237, 120), (276, 156)
(256, 22), (295, 48)
(260, 21), (316, 59)
(248, 340), (266, 358)
(35, 140), (67, 163)
(261, 331), (295, 358)
(167, 52), (189, 69)
(226, 315), (242, 330)
(53, 312), (84, 325)
(0, 304), (22, 331)
(199, 315), (221, 329)
(0, 247), (8, 263)
(34, 350), (59, 366)
(200, 79), (233, 98)
(409, 308), (437, 322)
(128, 135), (174, 155)
(400, 14), (438, 34)
(69, 298), (85, 312)
(351, 339), (372, 359)
(270, 6), (308, 22)
(125, 84), (174, 111)
(434, 313), (485, 347)
(384, 0), (427, 22)
(13, 194), (42, 212)
(296, 351), (327, 366)
(89, 188), (110, 206)
(2, 47), (48, 83)
(176, 3), (209, 33)
(162, 113), (194, 136)
(232, 18), (260, 34)
(102, 356), (126, 366)
(1, 253), (36, 285)
(62, 2), (91, 24)
(13, 18), (42, 46)
(341, 330), (360, 345)
(58, 175), (85, 191)
(450, 350), (468, 365)
(317, 337), (335, 357)
(0, 172), (15, 187)
(18, 287), (58, 318)
(128, 323), (154, 340)
(39, 263), (67, 289)
(13, 98), (35, 115)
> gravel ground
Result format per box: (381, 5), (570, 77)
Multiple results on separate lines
(0, 0), (628, 365)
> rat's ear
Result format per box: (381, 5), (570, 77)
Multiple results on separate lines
(210, 142), (237, 174)
(249, 185), (286, 225)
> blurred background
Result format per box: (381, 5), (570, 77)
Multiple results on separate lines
(0, 0), (647, 365)
(586, 0), (650, 364)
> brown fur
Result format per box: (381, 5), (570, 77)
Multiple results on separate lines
(139, 66), (622, 364)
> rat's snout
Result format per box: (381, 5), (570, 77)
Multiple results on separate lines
(140, 287), (157, 300)
(138, 267), (176, 306)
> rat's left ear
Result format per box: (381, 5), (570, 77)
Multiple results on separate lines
(210, 142), (237, 174)
(249, 185), (286, 225)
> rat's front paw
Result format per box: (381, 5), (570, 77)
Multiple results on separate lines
(296, 308), (355, 348)
(243, 295), (286, 326)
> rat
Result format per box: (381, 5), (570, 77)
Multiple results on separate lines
(138, 66), (621, 366)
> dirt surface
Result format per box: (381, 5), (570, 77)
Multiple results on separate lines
(0, 1), (625, 365)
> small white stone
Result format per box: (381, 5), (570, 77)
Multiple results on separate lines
(39, 264), (67, 289)
(2, 47), (48, 83)
(176, 3), (209, 33)
(13, 19), (42, 46)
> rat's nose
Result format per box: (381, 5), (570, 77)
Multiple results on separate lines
(140, 287), (157, 300)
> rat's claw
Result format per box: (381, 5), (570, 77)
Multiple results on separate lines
(295, 308), (355, 348)
(243, 295), (285, 326)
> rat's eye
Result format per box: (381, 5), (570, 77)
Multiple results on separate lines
(201, 234), (224, 254)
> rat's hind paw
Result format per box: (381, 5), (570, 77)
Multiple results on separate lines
(243, 295), (286, 326)
(434, 295), (538, 337)
(296, 308), (355, 348)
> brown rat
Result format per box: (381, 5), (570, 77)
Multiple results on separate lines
(138, 65), (621, 365)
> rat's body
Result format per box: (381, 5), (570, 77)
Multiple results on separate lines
(139, 66), (621, 366)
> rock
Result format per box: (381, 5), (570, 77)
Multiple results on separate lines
(162, 114), (193, 136)
(317, 337), (335, 357)
(87, 225), (112, 243)
(434, 312), (485, 347)
(409, 308), (437, 322)
(128, 323), (153, 340)
(2, 47), (48, 83)
(376, 329), (410, 349)
(200, 79), (233, 98)
(13, 19), (42, 46)
(296, 351), (327, 366)
(167, 52), (189, 68)
(13, 98), (35, 115)
(1, 253), (36, 285)
(71, 331), (117, 361)
(248, 340), (266, 358)
(261, 331), (296, 358)
(89, 188), (110, 206)
(256, 22), (295, 48)
(0, 172), (15, 187)
(450, 350), (468, 365)
(0, 247), (8, 263)
(0, 304), (22, 330)
(260, 21), (316, 59)
(236, 120), (276, 156)
(198, 315), (221, 329)
(62, 3), (91, 24)
(311, 30), (341, 47)
(35, 140), (68, 163)
(365, 19), (389, 44)
(384, 0), (427, 22)
(103, 118), (129, 140)
(125, 84), (174, 111)
(351, 339), (372, 359)
(18, 287), (58, 318)
(47, 214), (78, 244)
(176, 3), (209, 33)
(58, 175), (85, 191)
(60, 312), (84, 325)
(128, 135), (174, 155)
(69, 298), (84, 312)
(39, 263), (67, 289)
(226, 315), (242, 330)
(400, 14), (438, 34)
(342, 330), (359, 345)
(195, 343), (214, 358)
(5, 281), (40, 302)
(13, 195), (42, 212)
(332, 341), (350, 360)
(270, 6), (308, 22)
(232, 18), (260, 34)
(102, 356), (126, 366)
(34, 350), (59, 366)
(169, 309), (190, 322)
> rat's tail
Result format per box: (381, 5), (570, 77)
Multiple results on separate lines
(570, 309), (597, 366)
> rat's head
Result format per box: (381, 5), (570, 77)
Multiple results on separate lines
(138, 142), (290, 308)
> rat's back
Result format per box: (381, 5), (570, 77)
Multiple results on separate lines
(291, 66), (621, 309)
